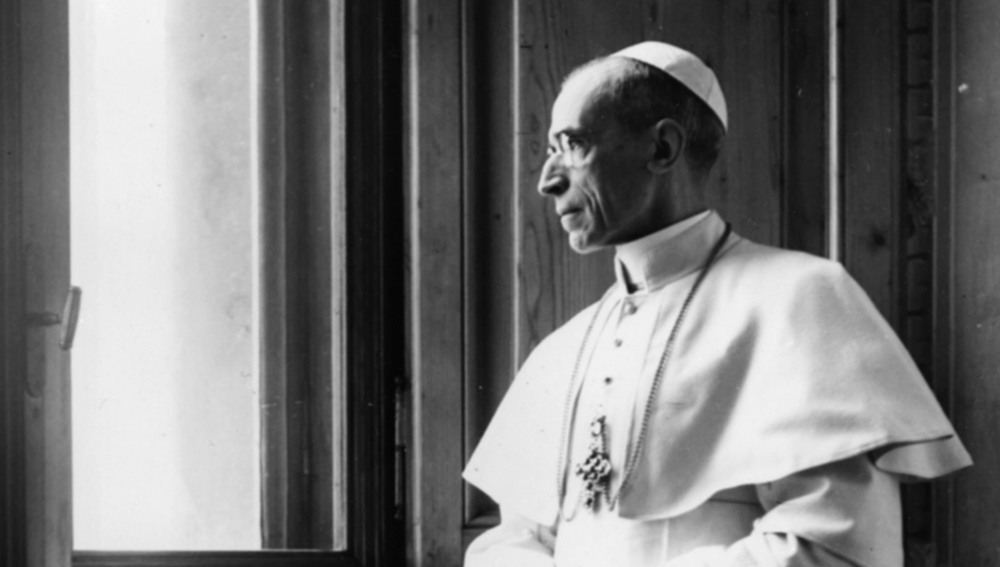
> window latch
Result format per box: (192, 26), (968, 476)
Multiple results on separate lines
(26, 286), (83, 351)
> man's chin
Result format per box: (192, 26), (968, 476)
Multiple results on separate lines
(567, 233), (604, 255)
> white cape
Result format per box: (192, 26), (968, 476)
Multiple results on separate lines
(464, 222), (971, 529)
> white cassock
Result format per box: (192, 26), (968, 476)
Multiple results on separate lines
(463, 211), (972, 566)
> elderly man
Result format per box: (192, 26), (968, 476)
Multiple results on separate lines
(462, 42), (971, 566)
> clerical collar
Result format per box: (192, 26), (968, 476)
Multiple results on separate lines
(614, 209), (719, 293)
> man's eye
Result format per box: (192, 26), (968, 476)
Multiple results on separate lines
(559, 133), (584, 151)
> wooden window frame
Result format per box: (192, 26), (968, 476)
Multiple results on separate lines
(1, 0), (405, 565)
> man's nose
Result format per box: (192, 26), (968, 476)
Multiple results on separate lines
(537, 155), (569, 197)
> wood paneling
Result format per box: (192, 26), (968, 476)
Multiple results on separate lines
(514, 0), (621, 365)
(841, 0), (903, 322)
(462, 0), (518, 525)
(782, 0), (830, 256)
(257, 0), (337, 549)
(1, 0), (28, 563)
(901, 2), (938, 564)
(931, 4), (959, 565)
(948, 0), (1000, 563)
(645, 1), (785, 245)
(406, 0), (465, 564)
(343, 0), (407, 562)
(19, 0), (73, 566)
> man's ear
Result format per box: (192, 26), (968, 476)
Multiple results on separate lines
(648, 118), (685, 174)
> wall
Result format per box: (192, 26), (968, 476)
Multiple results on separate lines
(948, 0), (1000, 563)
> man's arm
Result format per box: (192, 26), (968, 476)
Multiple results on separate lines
(465, 508), (557, 567)
(667, 455), (901, 567)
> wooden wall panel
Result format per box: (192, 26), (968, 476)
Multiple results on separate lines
(462, 0), (518, 526)
(20, 0), (73, 566)
(948, 0), (1000, 563)
(0, 0), (28, 562)
(841, 0), (903, 323)
(644, 1), (784, 245)
(931, 5), (959, 565)
(407, 0), (465, 564)
(514, 0), (637, 365)
(782, 1), (830, 256)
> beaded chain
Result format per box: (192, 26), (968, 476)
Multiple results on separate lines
(556, 223), (733, 516)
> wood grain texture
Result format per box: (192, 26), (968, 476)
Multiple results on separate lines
(462, 0), (518, 525)
(407, 0), (465, 565)
(515, 0), (629, 365)
(1, 0), (28, 564)
(257, 2), (293, 546)
(931, 4), (958, 565)
(19, 0), (73, 566)
(328, 0), (349, 550)
(257, 1), (337, 548)
(841, 0), (902, 323)
(900, 2), (937, 563)
(948, 0), (1000, 563)
(645, 0), (784, 245)
(344, 0), (408, 562)
(782, 0), (829, 256)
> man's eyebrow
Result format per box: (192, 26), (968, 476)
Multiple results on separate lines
(549, 127), (589, 143)
(553, 127), (585, 137)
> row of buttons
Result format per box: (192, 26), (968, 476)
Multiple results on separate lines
(604, 298), (640, 386)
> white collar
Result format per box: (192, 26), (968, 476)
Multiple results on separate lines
(613, 210), (717, 292)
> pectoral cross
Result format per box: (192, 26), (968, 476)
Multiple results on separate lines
(574, 414), (612, 510)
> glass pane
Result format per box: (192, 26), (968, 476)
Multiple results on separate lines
(70, 0), (260, 551)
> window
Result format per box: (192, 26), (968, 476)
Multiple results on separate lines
(71, 1), (266, 549)
(2, 0), (404, 565)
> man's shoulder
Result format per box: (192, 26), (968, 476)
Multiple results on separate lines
(723, 237), (854, 295)
(728, 237), (845, 277)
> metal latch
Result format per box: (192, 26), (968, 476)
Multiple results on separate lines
(26, 286), (82, 350)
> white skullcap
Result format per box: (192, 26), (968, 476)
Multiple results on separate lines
(612, 41), (728, 130)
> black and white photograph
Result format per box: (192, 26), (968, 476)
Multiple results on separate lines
(0, 1), (994, 566)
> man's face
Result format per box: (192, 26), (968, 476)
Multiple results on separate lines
(537, 68), (660, 254)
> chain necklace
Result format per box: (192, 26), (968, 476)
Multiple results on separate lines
(556, 223), (733, 517)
